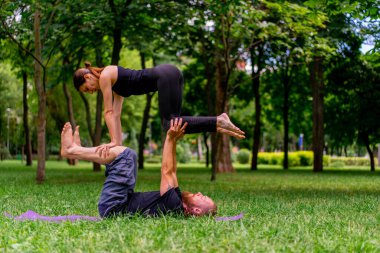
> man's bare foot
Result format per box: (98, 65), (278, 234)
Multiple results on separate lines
(73, 126), (82, 147)
(217, 113), (245, 139)
(60, 122), (77, 158)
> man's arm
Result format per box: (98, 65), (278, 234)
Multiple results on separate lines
(160, 118), (187, 196)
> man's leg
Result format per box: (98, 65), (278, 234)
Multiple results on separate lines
(61, 122), (126, 164)
(61, 122), (137, 218)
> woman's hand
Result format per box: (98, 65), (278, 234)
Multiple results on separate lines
(167, 118), (188, 142)
(95, 142), (117, 158)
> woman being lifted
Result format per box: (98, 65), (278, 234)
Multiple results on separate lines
(73, 63), (245, 156)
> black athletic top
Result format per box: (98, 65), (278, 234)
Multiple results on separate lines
(112, 66), (158, 97)
(125, 187), (184, 216)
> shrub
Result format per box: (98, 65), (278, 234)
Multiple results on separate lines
(329, 161), (345, 168)
(247, 151), (378, 167)
(270, 153), (283, 165)
(323, 156), (331, 166)
(257, 152), (270, 164)
(176, 143), (192, 164)
(288, 153), (301, 167)
(230, 152), (237, 163)
(0, 147), (11, 160)
(236, 149), (251, 164)
(329, 157), (375, 166)
(145, 156), (161, 164)
(297, 151), (313, 166)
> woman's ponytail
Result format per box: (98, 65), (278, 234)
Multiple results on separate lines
(73, 61), (105, 91)
(84, 61), (104, 79)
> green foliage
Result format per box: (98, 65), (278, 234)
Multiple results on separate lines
(0, 0), (379, 169)
(236, 149), (250, 164)
(176, 142), (192, 164)
(297, 151), (314, 166)
(329, 160), (345, 168)
(330, 157), (378, 167)
(144, 156), (161, 164)
(288, 153), (301, 167)
(256, 151), (333, 167)
(0, 146), (11, 160)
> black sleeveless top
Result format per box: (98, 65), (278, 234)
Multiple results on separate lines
(112, 66), (158, 97)
(125, 187), (184, 216)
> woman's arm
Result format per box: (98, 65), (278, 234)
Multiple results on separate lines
(113, 93), (124, 145)
(99, 73), (118, 145)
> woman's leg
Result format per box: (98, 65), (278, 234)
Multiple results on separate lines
(155, 64), (217, 134)
(155, 64), (245, 138)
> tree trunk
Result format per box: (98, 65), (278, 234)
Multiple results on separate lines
(111, 26), (122, 65)
(22, 71), (32, 166)
(250, 44), (262, 170)
(62, 82), (76, 128)
(109, 0), (131, 65)
(80, 93), (94, 138)
(215, 134), (233, 172)
(62, 56), (78, 166)
(34, 7), (46, 183)
(203, 133), (209, 167)
(213, 60), (234, 175)
(204, 61), (215, 174)
(138, 93), (153, 169)
(62, 57), (76, 129)
(362, 132), (375, 172)
(138, 52), (154, 169)
(283, 78), (290, 170)
(91, 46), (105, 172)
(197, 135), (203, 161)
(310, 56), (324, 172)
(92, 91), (103, 172)
(211, 133), (217, 180)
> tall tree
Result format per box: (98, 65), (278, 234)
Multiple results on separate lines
(264, 1), (325, 169)
(1, 0), (73, 182)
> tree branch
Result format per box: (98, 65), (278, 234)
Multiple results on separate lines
(42, 0), (61, 46)
(1, 18), (45, 68)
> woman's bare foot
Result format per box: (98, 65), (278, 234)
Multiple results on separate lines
(61, 122), (78, 158)
(216, 113), (245, 139)
(73, 126), (82, 147)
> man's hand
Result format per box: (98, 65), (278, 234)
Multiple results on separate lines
(95, 142), (117, 158)
(167, 118), (188, 142)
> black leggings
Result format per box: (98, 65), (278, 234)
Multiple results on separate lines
(153, 64), (216, 134)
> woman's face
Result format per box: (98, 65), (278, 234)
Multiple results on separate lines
(79, 74), (99, 94)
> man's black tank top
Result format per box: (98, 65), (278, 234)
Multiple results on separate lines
(112, 66), (158, 97)
(125, 187), (184, 216)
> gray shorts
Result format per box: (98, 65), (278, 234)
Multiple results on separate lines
(98, 148), (137, 217)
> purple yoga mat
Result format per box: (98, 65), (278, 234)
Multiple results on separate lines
(4, 210), (101, 223)
(215, 212), (244, 221)
(4, 210), (243, 222)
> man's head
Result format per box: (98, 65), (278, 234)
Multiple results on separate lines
(181, 191), (217, 216)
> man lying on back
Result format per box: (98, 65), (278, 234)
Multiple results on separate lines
(60, 118), (217, 217)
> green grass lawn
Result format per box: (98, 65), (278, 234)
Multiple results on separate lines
(0, 160), (379, 252)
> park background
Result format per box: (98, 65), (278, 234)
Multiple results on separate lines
(0, 0), (379, 252)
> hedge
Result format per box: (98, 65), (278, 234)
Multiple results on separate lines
(235, 150), (376, 167)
